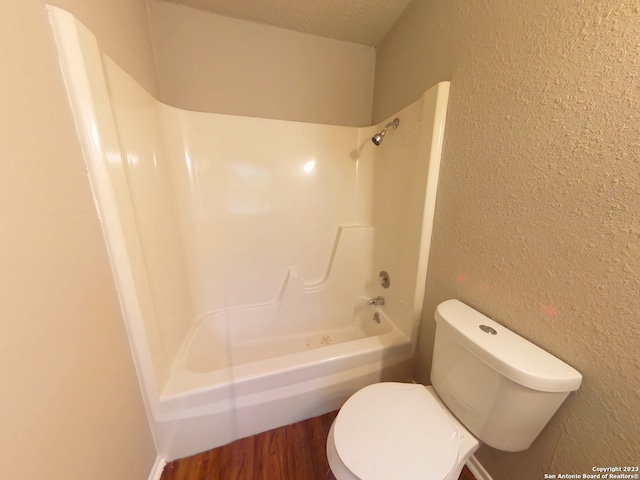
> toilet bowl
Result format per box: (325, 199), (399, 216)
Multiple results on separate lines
(326, 299), (582, 480)
(327, 383), (479, 480)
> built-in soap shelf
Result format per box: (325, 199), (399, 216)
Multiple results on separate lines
(210, 225), (375, 338)
(277, 224), (374, 295)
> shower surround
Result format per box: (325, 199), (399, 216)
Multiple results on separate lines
(49, 6), (450, 461)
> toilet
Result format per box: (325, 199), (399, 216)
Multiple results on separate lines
(326, 299), (582, 480)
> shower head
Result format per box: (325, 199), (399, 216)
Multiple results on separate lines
(372, 118), (400, 145)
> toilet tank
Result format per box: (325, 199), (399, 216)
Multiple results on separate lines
(430, 299), (582, 452)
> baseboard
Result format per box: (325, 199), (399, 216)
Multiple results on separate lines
(467, 454), (494, 480)
(148, 456), (166, 480)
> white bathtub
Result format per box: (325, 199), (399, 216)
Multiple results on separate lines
(155, 305), (413, 460)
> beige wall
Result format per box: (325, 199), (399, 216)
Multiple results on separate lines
(0, 1), (157, 479)
(53, 0), (160, 97)
(374, 0), (640, 478)
(147, 1), (375, 127)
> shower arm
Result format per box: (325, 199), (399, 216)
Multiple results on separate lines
(372, 118), (400, 145)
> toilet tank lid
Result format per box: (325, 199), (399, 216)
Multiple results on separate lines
(435, 300), (582, 393)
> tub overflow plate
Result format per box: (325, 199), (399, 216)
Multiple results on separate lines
(378, 271), (390, 288)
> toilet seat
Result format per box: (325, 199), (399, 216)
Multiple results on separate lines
(333, 382), (459, 480)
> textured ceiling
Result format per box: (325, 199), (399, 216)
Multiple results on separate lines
(157, 0), (413, 46)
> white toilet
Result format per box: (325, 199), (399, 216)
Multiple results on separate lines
(326, 299), (582, 480)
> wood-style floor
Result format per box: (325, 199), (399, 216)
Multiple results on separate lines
(160, 411), (477, 480)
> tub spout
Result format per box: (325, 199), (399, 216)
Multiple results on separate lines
(367, 296), (385, 306)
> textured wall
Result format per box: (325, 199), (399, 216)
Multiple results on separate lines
(374, 0), (640, 477)
(147, 1), (375, 126)
(0, 1), (156, 479)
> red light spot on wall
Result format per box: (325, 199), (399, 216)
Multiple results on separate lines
(456, 273), (468, 283)
(541, 304), (558, 317)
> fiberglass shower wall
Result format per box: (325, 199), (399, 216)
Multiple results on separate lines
(102, 38), (381, 380)
(366, 89), (447, 341)
(104, 50), (444, 377)
(101, 55), (194, 391)
(52, 1), (446, 394)
(159, 110), (373, 319)
(153, 89), (443, 350)
(49, 6), (194, 400)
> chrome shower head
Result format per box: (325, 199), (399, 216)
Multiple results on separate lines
(371, 118), (400, 145)
(371, 132), (384, 146)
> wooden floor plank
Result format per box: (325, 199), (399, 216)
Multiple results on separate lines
(161, 410), (475, 480)
(255, 427), (286, 480)
(459, 464), (477, 480)
(286, 421), (309, 477)
(305, 414), (337, 479)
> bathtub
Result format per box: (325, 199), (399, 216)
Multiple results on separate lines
(155, 305), (414, 460)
